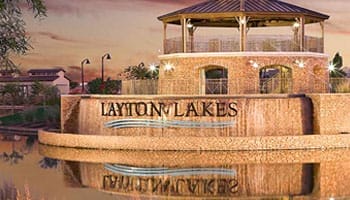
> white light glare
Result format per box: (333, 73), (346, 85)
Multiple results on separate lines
(149, 64), (157, 71)
(328, 63), (335, 71)
(295, 60), (305, 68)
(293, 22), (300, 28)
(164, 63), (174, 71)
(187, 23), (193, 28)
(240, 19), (246, 25)
(252, 62), (259, 68)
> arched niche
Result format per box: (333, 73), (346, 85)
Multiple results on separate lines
(200, 65), (228, 95)
(259, 65), (292, 94)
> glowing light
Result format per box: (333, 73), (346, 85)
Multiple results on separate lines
(328, 63), (335, 71)
(164, 63), (174, 71)
(295, 60), (305, 68)
(149, 64), (157, 71)
(240, 19), (246, 25)
(252, 62), (259, 68)
(298, 61), (304, 68)
(187, 19), (194, 28)
(329, 197), (335, 200)
(293, 22), (300, 28)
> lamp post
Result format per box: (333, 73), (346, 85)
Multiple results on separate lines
(81, 58), (90, 93)
(101, 53), (111, 92)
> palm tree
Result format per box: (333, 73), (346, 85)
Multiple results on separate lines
(330, 53), (346, 78)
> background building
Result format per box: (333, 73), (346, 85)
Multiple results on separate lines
(0, 68), (70, 95)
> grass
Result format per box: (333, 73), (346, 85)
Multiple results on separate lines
(334, 81), (350, 93)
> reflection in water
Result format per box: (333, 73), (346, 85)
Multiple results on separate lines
(39, 157), (59, 169)
(105, 163), (237, 176)
(1, 135), (350, 199)
(38, 144), (350, 199)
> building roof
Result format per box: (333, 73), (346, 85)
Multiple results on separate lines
(27, 68), (65, 74)
(158, 0), (329, 26)
(0, 76), (59, 83)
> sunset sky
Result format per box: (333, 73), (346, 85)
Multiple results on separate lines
(12, 0), (350, 81)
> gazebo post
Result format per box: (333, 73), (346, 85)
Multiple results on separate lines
(299, 17), (305, 51)
(181, 18), (187, 53)
(320, 21), (325, 52)
(239, 16), (247, 51)
(189, 28), (194, 53)
(163, 22), (167, 54)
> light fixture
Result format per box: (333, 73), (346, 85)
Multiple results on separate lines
(295, 60), (305, 68)
(293, 22), (300, 28)
(248, 60), (259, 68)
(101, 53), (111, 93)
(149, 63), (157, 71)
(240, 18), (246, 25)
(328, 62), (335, 71)
(187, 19), (193, 28)
(81, 58), (90, 94)
(164, 62), (174, 71)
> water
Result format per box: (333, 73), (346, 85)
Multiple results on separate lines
(1, 134), (350, 200)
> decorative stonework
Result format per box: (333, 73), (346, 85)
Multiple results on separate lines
(39, 130), (350, 151)
(66, 95), (311, 137)
(61, 96), (81, 133)
(158, 52), (329, 95)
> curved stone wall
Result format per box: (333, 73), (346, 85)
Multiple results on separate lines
(38, 130), (350, 151)
(62, 94), (311, 137)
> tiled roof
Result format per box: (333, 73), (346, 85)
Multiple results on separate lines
(27, 68), (65, 74)
(0, 76), (59, 83)
(158, 0), (329, 21)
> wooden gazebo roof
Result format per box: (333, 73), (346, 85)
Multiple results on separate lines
(158, 0), (329, 27)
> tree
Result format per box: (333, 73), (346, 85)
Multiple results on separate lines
(70, 81), (79, 89)
(30, 81), (60, 106)
(122, 62), (159, 80)
(1, 83), (22, 113)
(330, 52), (346, 78)
(0, 0), (46, 63)
(87, 78), (121, 94)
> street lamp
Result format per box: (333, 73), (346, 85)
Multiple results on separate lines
(81, 58), (90, 93)
(101, 53), (111, 92)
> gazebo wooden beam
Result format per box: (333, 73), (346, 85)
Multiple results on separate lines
(181, 18), (187, 53)
(163, 22), (167, 54)
(320, 21), (325, 52)
(300, 17), (305, 51)
(160, 12), (326, 25)
(239, 16), (247, 52)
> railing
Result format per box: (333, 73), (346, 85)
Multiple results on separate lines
(260, 77), (293, 94)
(122, 78), (350, 95)
(164, 35), (323, 54)
(206, 79), (228, 94)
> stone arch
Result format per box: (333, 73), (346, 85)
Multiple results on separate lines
(199, 65), (228, 94)
(259, 65), (293, 94)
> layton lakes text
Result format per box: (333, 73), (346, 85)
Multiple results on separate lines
(101, 101), (238, 117)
